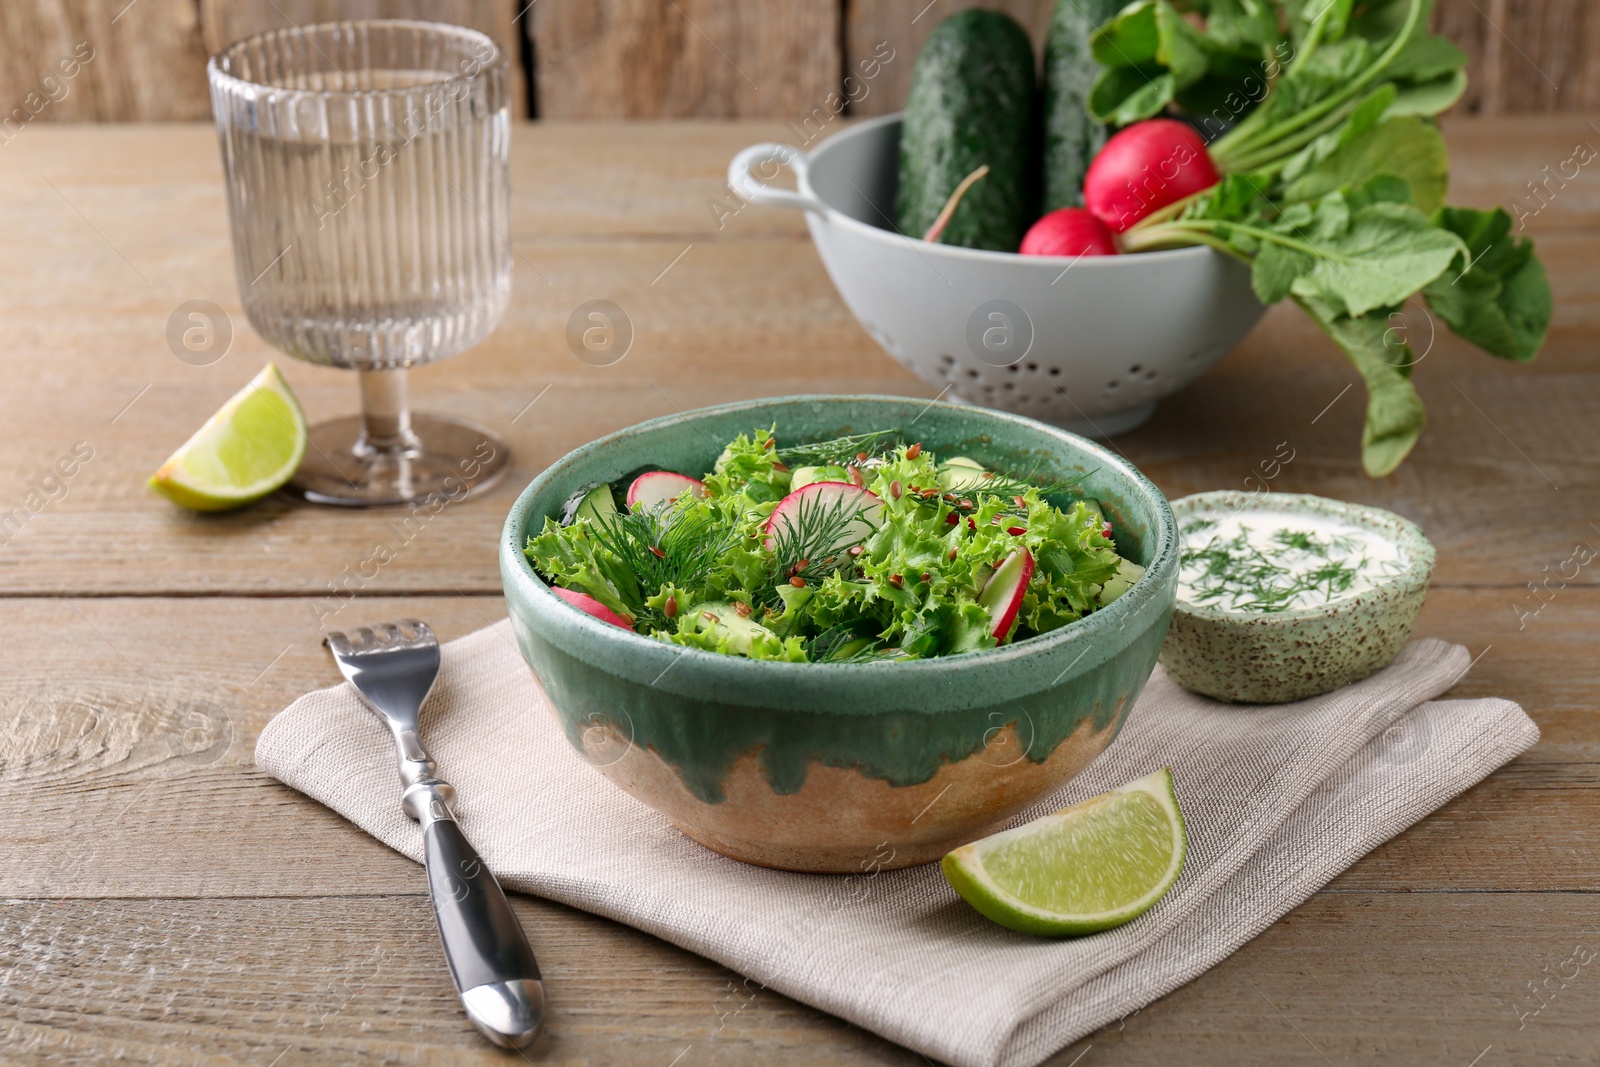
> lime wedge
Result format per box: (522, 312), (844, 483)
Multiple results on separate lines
(149, 363), (307, 511)
(942, 768), (1187, 936)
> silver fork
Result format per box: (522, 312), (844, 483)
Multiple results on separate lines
(326, 620), (543, 1049)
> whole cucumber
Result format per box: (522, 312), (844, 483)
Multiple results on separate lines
(1042, 0), (1123, 212)
(896, 10), (1036, 252)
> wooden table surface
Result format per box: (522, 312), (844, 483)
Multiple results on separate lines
(0, 116), (1595, 1066)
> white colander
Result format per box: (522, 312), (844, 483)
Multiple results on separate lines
(730, 115), (1265, 437)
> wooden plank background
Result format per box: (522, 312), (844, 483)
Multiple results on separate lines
(0, 0), (1593, 124)
(0, 112), (1594, 1067)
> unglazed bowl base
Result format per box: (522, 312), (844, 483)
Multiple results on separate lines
(585, 715), (1116, 873)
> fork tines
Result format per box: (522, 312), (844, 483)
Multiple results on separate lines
(325, 619), (437, 655)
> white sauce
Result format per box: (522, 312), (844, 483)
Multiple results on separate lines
(1177, 509), (1408, 614)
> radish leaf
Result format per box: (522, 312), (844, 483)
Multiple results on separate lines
(1252, 241), (1314, 304)
(1384, 69), (1467, 117)
(1281, 116), (1449, 213)
(1296, 295), (1426, 477)
(1422, 206), (1552, 362)
(1285, 202), (1463, 317)
(1094, 0), (1547, 476)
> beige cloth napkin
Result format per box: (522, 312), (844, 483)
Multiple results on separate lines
(256, 626), (1536, 1067)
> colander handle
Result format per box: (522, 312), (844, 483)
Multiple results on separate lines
(728, 142), (826, 214)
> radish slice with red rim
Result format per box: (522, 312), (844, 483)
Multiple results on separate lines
(977, 548), (1035, 643)
(763, 481), (883, 557)
(550, 586), (635, 631)
(625, 471), (707, 509)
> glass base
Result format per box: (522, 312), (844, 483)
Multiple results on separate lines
(290, 413), (509, 508)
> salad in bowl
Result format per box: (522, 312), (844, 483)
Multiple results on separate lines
(525, 426), (1145, 663)
(500, 395), (1177, 871)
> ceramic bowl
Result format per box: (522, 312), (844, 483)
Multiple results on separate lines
(500, 395), (1178, 872)
(728, 116), (1266, 437)
(1159, 491), (1436, 704)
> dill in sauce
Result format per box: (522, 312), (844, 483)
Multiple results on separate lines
(1177, 510), (1407, 613)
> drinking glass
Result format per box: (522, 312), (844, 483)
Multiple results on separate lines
(209, 20), (512, 507)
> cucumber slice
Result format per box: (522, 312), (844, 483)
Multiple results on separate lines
(791, 464), (850, 491)
(1099, 557), (1145, 605)
(682, 603), (780, 656)
(560, 481), (619, 526)
(939, 457), (990, 492)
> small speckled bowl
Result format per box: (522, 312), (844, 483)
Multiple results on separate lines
(1159, 492), (1436, 704)
(501, 395), (1178, 872)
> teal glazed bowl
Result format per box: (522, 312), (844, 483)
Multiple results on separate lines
(500, 395), (1178, 872)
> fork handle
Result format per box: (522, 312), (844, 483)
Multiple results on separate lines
(416, 797), (544, 1049)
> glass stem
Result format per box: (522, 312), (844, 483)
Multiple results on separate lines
(355, 368), (421, 457)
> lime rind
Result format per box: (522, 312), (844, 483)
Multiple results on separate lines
(149, 363), (307, 512)
(941, 768), (1187, 937)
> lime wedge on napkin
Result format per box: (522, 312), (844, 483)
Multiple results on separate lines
(942, 768), (1187, 936)
(149, 363), (306, 511)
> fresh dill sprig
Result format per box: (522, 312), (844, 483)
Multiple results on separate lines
(973, 468), (1093, 501)
(765, 490), (876, 585)
(899, 466), (1096, 519)
(776, 429), (901, 468)
(588, 503), (740, 604)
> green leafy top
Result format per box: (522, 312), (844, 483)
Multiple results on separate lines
(1099, 0), (1551, 477)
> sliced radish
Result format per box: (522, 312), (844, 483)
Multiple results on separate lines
(625, 471), (707, 509)
(977, 548), (1035, 643)
(763, 481), (883, 554)
(550, 586), (634, 631)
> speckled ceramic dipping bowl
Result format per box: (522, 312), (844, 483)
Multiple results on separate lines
(1160, 492), (1436, 704)
(501, 395), (1178, 872)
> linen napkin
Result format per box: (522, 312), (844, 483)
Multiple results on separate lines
(256, 625), (1536, 1067)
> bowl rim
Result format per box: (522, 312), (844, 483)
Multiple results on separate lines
(1167, 490), (1436, 625)
(501, 394), (1178, 691)
(799, 111), (1223, 271)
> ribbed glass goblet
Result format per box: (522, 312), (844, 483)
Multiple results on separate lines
(209, 20), (512, 507)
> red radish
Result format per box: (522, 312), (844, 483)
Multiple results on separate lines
(977, 548), (1035, 643)
(626, 471), (707, 509)
(549, 586), (634, 631)
(1083, 119), (1220, 233)
(763, 481), (883, 553)
(1019, 208), (1119, 257)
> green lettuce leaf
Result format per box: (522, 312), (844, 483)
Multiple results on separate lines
(525, 518), (640, 622)
(703, 425), (791, 503)
(661, 620), (808, 661)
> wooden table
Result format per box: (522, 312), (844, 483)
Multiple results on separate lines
(1, 117), (1595, 1066)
